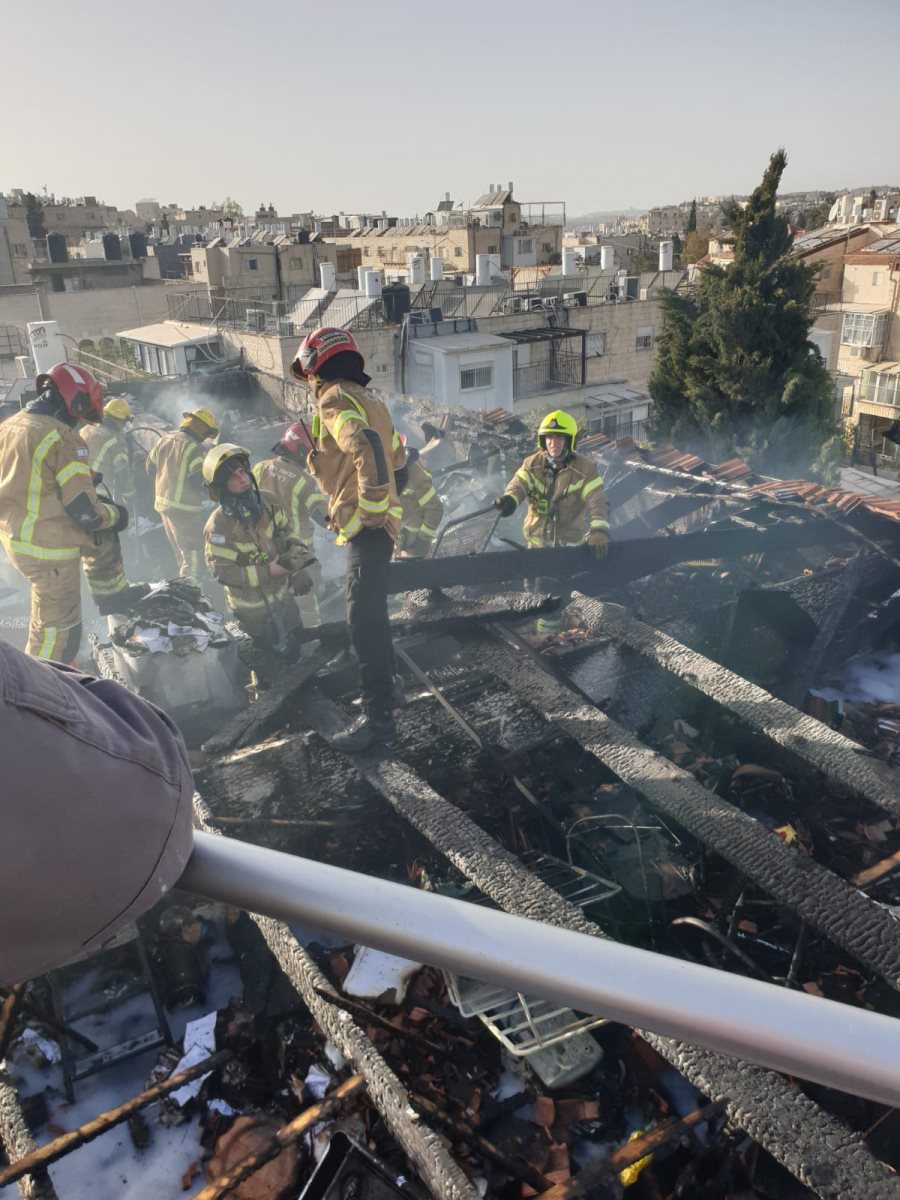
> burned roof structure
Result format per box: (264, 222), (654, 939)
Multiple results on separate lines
(3, 411), (900, 1199)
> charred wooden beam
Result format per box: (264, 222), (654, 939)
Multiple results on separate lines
(0, 1077), (57, 1200)
(386, 520), (850, 596)
(570, 597), (900, 817)
(540, 1100), (727, 1199)
(0, 1051), (232, 1189)
(192, 1074), (366, 1200)
(408, 1089), (553, 1195)
(474, 629), (900, 990)
(192, 798), (480, 1200)
(295, 692), (900, 1198)
(295, 590), (558, 649)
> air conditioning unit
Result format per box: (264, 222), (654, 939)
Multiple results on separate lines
(246, 308), (267, 332)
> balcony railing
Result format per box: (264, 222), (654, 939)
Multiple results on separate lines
(513, 352), (582, 399)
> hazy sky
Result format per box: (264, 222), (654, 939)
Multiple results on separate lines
(4, 0), (898, 219)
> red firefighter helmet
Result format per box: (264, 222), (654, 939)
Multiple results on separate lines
(36, 363), (104, 424)
(275, 422), (314, 456)
(290, 327), (363, 380)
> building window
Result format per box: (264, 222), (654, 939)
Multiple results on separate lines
(460, 365), (494, 391)
(374, 364), (388, 375)
(289, 256), (305, 269)
(873, 271), (885, 286)
(247, 258), (259, 271)
(11, 243), (27, 256)
(364, 247), (371, 256)
(841, 310), (888, 347)
(635, 326), (653, 351)
(454, 246), (463, 257)
(543, 242), (553, 253)
(487, 244), (498, 254)
(586, 332), (606, 357)
(517, 238), (533, 255)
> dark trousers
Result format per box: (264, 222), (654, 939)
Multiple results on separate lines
(346, 527), (395, 717)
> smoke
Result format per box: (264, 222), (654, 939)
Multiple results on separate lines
(820, 651), (900, 706)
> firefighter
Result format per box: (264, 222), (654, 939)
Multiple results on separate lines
(396, 435), (443, 557)
(147, 407), (218, 579)
(202, 444), (315, 660)
(290, 327), (406, 752)
(0, 363), (140, 661)
(495, 410), (609, 632)
(252, 421), (327, 625)
(82, 395), (135, 507)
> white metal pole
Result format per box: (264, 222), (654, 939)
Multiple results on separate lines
(181, 831), (900, 1107)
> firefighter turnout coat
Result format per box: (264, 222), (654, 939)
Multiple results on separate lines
(252, 456), (325, 544)
(83, 425), (133, 503)
(307, 381), (405, 543)
(204, 502), (311, 634)
(0, 409), (121, 562)
(147, 429), (207, 514)
(504, 450), (609, 548)
(398, 452), (443, 553)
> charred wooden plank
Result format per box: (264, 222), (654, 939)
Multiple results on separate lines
(570, 597), (900, 817)
(474, 630), (900, 991)
(297, 691), (900, 1199)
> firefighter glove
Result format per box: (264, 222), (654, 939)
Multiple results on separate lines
(291, 568), (314, 596)
(494, 494), (517, 518)
(104, 501), (130, 533)
(586, 530), (609, 560)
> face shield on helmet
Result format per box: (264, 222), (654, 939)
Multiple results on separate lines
(36, 363), (104, 424)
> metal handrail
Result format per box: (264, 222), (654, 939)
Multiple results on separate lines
(181, 831), (900, 1107)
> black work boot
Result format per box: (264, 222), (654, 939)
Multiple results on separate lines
(332, 709), (395, 753)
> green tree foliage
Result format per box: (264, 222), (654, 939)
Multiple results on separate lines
(648, 150), (840, 480)
(868, 187), (877, 211)
(683, 230), (711, 264)
(686, 199), (697, 233)
(797, 202), (831, 231)
(24, 193), (46, 240)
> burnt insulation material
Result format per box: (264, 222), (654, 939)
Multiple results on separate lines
(473, 633), (900, 990)
(296, 694), (900, 1199)
(571, 596), (900, 817)
(0, 1078), (56, 1200)
(192, 799), (480, 1200)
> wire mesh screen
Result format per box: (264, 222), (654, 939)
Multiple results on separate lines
(430, 507), (500, 558)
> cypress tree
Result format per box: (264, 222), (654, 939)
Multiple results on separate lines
(686, 199), (697, 233)
(648, 150), (840, 479)
(24, 193), (46, 241)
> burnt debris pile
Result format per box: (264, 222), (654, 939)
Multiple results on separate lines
(3, 418), (900, 1198)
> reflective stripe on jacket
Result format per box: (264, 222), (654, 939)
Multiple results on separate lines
(204, 502), (295, 614)
(504, 449), (609, 547)
(306, 381), (405, 543)
(399, 456), (443, 539)
(147, 429), (206, 513)
(0, 411), (116, 560)
(83, 426), (133, 500)
(252, 456), (325, 544)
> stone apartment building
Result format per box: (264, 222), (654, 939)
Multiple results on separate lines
(189, 239), (319, 293)
(322, 185), (563, 277)
(0, 197), (33, 286)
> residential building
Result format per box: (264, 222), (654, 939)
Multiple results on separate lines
(189, 237), (319, 292)
(116, 320), (225, 377)
(0, 197), (33, 286)
(6, 192), (118, 242)
(647, 206), (687, 236)
(321, 183), (564, 276)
